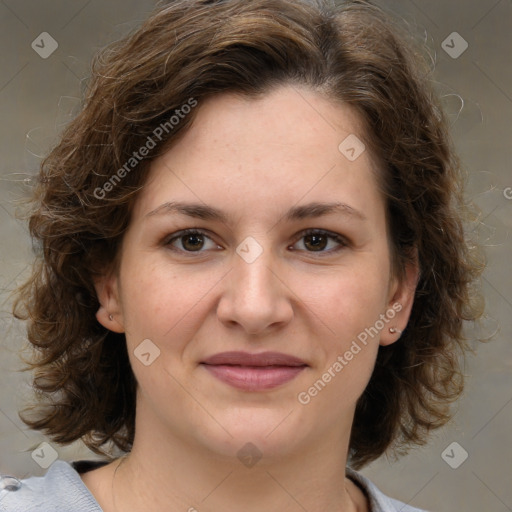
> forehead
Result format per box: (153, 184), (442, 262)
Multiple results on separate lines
(133, 85), (384, 225)
(178, 85), (368, 154)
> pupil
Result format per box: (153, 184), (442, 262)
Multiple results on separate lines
(183, 234), (203, 251)
(305, 234), (326, 251)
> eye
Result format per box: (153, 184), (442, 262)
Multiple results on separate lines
(164, 228), (348, 255)
(165, 229), (221, 253)
(291, 229), (348, 254)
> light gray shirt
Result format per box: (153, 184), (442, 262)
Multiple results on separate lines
(0, 459), (427, 511)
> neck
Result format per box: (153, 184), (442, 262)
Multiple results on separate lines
(106, 407), (364, 512)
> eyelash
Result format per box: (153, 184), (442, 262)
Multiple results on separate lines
(164, 228), (349, 256)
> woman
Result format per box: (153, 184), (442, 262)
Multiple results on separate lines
(1, 0), (483, 510)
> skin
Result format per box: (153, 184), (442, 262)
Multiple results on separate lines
(83, 84), (418, 512)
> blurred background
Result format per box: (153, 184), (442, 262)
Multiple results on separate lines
(0, 1), (510, 510)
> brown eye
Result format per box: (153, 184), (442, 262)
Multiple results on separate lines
(166, 229), (219, 253)
(181, 233), (205, 251)
(303, 233), (328, 251)
(291, 229), (348, 255)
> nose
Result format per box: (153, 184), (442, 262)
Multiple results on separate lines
(216, 245), (294, 335)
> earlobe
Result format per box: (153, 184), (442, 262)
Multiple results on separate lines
(96, 306), (125, 333)
(380, 250), (420, 347)
(93, 274), (125, 333)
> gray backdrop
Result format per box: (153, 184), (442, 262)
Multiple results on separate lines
(0, 1), (510, 511)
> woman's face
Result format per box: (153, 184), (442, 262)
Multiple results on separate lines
(96, 85), (416, 461)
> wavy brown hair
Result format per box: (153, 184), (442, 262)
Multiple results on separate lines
(13, 0), (484, 469)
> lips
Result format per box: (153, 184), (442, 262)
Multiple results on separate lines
(200, 351), (308, 391)
(202, 351), (307, 367)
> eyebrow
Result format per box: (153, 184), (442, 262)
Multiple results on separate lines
(146, 200), (367, 222)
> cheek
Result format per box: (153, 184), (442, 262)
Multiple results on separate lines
(293, 266), (388, 416)
(118, 259), (220, 349)
(294, 261), (391, 339)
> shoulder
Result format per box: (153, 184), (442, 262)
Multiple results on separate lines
(0, 460), (105, 512)
(346, 467), (429, 512)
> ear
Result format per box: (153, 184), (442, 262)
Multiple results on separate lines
(380, 249), (419, 347)
(93, 271), (125, 334)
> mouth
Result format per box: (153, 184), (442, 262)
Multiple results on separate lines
(200, 351), (308, 391)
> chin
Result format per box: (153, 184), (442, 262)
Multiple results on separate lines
(191, 407), (310, 462)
